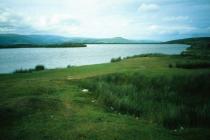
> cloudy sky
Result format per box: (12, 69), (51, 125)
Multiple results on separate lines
(0, 0), (210, 41)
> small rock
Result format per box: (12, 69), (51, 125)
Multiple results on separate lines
(173, 129), (177, 132)
(97, 117), (102, 121)
(110, 106), (114, 110)
(67, 76), (73, 80)
(91, 100), (96, 103)
(82, 89), (89, 93)
(135, 117), (139, 120)
(180, 126), (184, 130)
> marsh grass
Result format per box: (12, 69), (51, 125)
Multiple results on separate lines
(81, 72), (210, 129)
(175, 61), (210, 69)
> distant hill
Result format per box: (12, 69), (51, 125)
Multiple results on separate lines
(165, 37), (210, 59)
(1, 34), (209, 46)
(67, 37), (160, 44)
(68, 37), (132, 44)
(0, 34), (70, 45)
(0, 34), (160, 45)
(165, 37), (210, 45)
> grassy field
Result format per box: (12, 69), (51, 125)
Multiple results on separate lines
(0, 44), (210, 139)
(0, 56), (210, 140)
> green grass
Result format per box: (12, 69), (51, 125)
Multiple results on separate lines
(0, 55), (210, 140)
(175, 60), (210, 69)
(80, 72), (210, 129)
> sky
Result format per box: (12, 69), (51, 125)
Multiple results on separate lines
(0, 0), (210, 41)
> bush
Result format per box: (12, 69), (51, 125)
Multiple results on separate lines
(168, 64), (173, 68)
(125, 53), (167, 59)
(176, 61), (210, 69)
(81, 72), (210, 129)
(14, 65), (45, 73)
(35, 65), (45, 71)
(110, 57), (122, 63)
(67, 65), (74, 68)
(14, 68), (34, 73)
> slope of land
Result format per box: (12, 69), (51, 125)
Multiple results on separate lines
(0, 34), (70, 45)
(0, 38), (210, 140)
(165, 37), (210, 45)
(0, 34), (160, 46)
(68, 37), (160, 44)
(166, 37), (210, 59)
(0, 57), (210, 139)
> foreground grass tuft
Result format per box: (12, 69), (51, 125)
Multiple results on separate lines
(81, 72), (210, 129)
(175, 61), (210, 69)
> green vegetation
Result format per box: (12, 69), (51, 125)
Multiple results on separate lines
(0, 37), (210, 139)
(175, 60), (210, 69)
(14, 65), (45, 73)
(111, 54), (167, 63)
(166, 37), (210, 59)
(35, 65), (45, 71)
(165, 37), (210, 45)
(1, 55), (210, 139)
(110, 57), (122, 63)
(14, 68), (34, 73)
(81, 72), (210, 129)
(67, 65), (74, 68)
(125, 53), (167, 59)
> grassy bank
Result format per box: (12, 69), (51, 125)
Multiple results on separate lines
(0, 40), (210, 139)
(166, 37), (210, 59)
(80, 72), (210, 129)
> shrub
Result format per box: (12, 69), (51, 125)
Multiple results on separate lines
(14, 68), (33, 73)
(168, 64), (173, 68)
(14, 65), (45, 73)
(176, 61), (210, 69)
(67, 65), (74, 68)
(125, 53), (167, 59)
(110, 57), (122, 63)
(81, 72), (210, 129)
(35, 65), (45, 71)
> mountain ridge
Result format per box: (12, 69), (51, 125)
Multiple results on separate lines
(0, 34), (161, 45)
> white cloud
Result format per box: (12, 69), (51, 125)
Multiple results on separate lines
(163, 16), (189, 21)
(27, 14), (79, 30)
(138, 3), (159, 12)
(0, 0), (210, 40)
(0, 7), (82, 35)
(0, 8), (33, 33)
(146, 24), (197, 35)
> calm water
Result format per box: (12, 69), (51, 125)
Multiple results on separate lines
(0, 44), (189, 73)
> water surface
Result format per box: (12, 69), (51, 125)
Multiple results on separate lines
(0, 44), (189, 73)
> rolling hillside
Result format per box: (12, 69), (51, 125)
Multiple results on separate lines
(0, 34), (160, 45)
